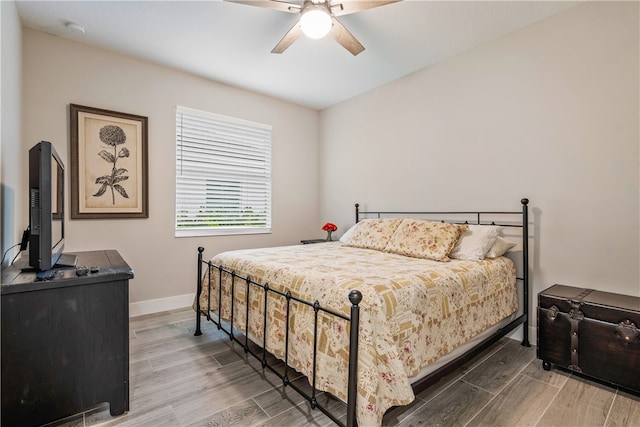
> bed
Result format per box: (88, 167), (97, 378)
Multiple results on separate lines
(194, 199), (531, 426)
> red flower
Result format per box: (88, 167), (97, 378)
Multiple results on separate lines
(322, 222), (337, 232)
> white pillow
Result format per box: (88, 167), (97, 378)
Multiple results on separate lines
(339, 224), (357, 243)
(485, 236), (517, 258)
(449, 225), (501, 261)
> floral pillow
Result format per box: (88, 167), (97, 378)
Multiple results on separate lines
(343, 218), (404, 251)
(384, 219), (467, 261)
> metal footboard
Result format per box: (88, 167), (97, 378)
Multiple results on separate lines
(194, 246), (361, 427)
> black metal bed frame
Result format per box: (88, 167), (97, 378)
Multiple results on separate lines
(194, 198), (530, 427)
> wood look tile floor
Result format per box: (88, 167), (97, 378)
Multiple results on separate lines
(48, 308), (640, 427)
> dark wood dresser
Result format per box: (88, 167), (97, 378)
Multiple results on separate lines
(537, 284), (639, 393)
(1, 250), (133, 427)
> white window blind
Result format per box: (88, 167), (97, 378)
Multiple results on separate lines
(175, 106), (272, 237)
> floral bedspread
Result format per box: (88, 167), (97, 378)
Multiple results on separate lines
(197, 242), (517, 426)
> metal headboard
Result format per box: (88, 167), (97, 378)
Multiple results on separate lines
(354, 198), (531, 347)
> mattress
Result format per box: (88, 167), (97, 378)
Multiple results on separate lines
(198, 242), (518, 426)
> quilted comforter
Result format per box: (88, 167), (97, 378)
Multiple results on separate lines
(197, 242), (517, 426)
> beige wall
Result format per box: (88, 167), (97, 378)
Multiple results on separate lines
(320, 0), (640, 316)
(20, 29), (321, 304)
(9, 1), (640, 316)
(1, 0), (24, 265)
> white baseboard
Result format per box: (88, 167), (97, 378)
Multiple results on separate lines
(507, 324), (537, 346)
(129, 293), (195, 317)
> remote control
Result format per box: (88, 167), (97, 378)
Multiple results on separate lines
(76, 265), (89, 276)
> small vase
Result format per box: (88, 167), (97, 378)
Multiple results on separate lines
(326, 230), (333, 241)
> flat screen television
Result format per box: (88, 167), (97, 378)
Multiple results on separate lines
(28, 141), (75, 271)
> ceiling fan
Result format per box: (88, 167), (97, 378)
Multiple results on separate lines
(226, 0), (401, 55)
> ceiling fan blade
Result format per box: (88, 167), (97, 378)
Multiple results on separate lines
(271, 22), (303, 53)
(330, 0), (400, 17)
(225, 0), (302, 14)
(328, 16), (364, 56)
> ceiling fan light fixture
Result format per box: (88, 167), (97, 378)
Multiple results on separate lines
(299, 8), (332, 39)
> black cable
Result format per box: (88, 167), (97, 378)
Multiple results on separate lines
(2, 243), (21, 264)
(10, 250), (22, 265)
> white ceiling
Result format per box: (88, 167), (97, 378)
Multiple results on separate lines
(16, 0), (579, 110)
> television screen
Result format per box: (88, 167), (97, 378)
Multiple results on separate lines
(28, 141), (68, 271)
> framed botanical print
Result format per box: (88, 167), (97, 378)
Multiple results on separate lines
(70, 104), (148, 219)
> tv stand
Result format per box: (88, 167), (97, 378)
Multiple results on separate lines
(1, 250), (133, 427)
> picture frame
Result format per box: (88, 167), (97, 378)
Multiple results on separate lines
(70, 104), (148, 219)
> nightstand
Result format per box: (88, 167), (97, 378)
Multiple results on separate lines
(301, 239), (329, 244)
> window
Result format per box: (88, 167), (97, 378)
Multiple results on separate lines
(175, 106), (272, 237)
